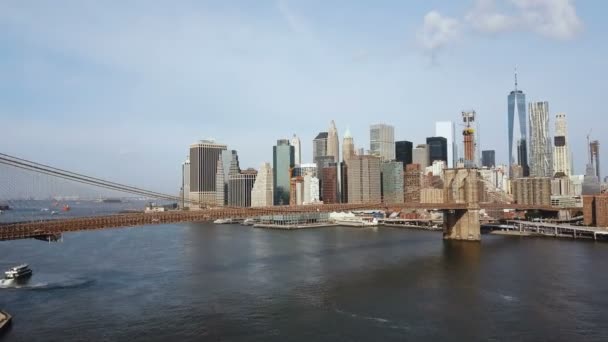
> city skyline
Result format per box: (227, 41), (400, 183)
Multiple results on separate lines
(1, 1), (606, 193)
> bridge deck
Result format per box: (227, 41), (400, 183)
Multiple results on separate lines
(0, 203), (576, 241)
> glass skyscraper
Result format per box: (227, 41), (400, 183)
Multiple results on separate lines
(426, 137), (448, 164)
(273, 139), (295, 205)
(508, 70), (529, 176)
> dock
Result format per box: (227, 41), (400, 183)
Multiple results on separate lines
(0, 310), (12, 333)
(253, 223), (338, 230)
(484, 220), (608, 241)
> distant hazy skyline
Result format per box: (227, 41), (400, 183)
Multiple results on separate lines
(1, 1), (606, 193)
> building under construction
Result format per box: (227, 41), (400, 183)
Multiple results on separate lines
(461, 111), (477, 168)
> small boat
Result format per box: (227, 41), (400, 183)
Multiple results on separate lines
(51, 210), (58, 215)
(62, 205), (71, 212)
(4, 264), (33, 280)
(41, 208), (50, 212)
(242, 218), (256, 226)
(214, 218), (238, 224)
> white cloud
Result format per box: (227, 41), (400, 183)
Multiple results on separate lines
(513, 0), (582, 39)
(466, 0), (517, 33)
(466, 0), (582, 40)
(417, 11), (460, 55)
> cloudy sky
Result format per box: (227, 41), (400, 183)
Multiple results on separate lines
(1, 0), (606, 193)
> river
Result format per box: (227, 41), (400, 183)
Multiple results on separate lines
(1, 223), (608, 341)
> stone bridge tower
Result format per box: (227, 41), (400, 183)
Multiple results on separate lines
(443, 168), (481, 241)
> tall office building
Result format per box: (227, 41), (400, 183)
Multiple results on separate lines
(327, 120), (340, 162)
(251, 163), (273, 207)
(370, 124), (395, 161)
(426, 137), (448, 165)
(180, 157), (190, 208)
(529, 101), (553, 177)
(413, 144), (430, 168)
(228, 169), (257, 207)
(381, 161), (404, 203)
(508, 69), (529, 177)
(291, 134), (302, 166)
(316, 155), (335, 201)
(553, 113), (571, 177)
(340, 162), (348, 203)
(590, 140), (601, 179)
(482, 150), (496, 168)
(347, 155), (381, 204)
(273, 139), (295, 205)
(321, 163), (339, 204)
(343, 128), (356, 163)
(189, 140), (227, 208)
(313, 132), (328, 163)
(395, 141), (413, 165)
(435, 121), (456, 167)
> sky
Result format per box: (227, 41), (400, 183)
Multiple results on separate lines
(1, 0), (607, 194)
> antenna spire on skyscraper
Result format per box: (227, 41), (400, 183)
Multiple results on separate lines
(514, 65), (518, 91)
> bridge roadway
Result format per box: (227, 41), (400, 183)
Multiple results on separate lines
(0, 202), (570, 241)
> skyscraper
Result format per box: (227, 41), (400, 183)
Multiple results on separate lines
(370, 124), (395, 161)
(413, 144), (430, 168)
(529, 101), (553, 177)
(313, 132), (328, 163)
(315, 155), (335, 201)
(435, 121), (456, 167)
(321, 162), (339, 204)
(273, 139), (295, 205)
(553, 113), (571, 177)
(343, 128), (356, 163)
(381, 161), (404, 203)
(426, 137), (448, 165)
(395, 141), (413, 165)
(228, 169), (257, 207)
(482, 150), (495, 168)
(181, 156), (190, 208)
(189, 140), (227, 208)
(251, 163), (273, 207)
(291, 134), (302, 166)
(327, 120), (340, 162)
(508, 69), (529, 176)
(590, 140), (601, 179)
(347, 155), (381, 203)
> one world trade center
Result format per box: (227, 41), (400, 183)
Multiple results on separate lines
(507, 69), (529, 177)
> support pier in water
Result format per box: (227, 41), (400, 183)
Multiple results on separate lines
(0, 310), (12, 334)
(442, 169), (481, 241)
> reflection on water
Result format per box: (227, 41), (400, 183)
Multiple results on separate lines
(1, 223), (608, 341)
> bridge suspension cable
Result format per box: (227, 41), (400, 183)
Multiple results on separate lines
(0, 152), (196, 205)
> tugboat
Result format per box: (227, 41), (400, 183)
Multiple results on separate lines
(4, 264), (33, 280)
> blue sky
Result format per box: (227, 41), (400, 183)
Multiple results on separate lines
(1, 0), (606, 193)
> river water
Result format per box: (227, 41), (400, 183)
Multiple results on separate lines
(1, 223), (608, 341)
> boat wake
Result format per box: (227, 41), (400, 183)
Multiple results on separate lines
(334, 307), (410, 331)
(0, 275), (94, 290)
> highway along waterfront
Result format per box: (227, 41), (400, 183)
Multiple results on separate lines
(2, 222), (608, 341)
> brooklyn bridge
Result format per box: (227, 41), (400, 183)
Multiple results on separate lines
(0, 152), (572, 242)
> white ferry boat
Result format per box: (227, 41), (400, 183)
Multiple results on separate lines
(213, 218), (238, 224)
(4, 264), (33, 280)
(334, 216), (379, 227)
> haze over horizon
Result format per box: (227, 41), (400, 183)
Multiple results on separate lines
(1, 0), (606, 193)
